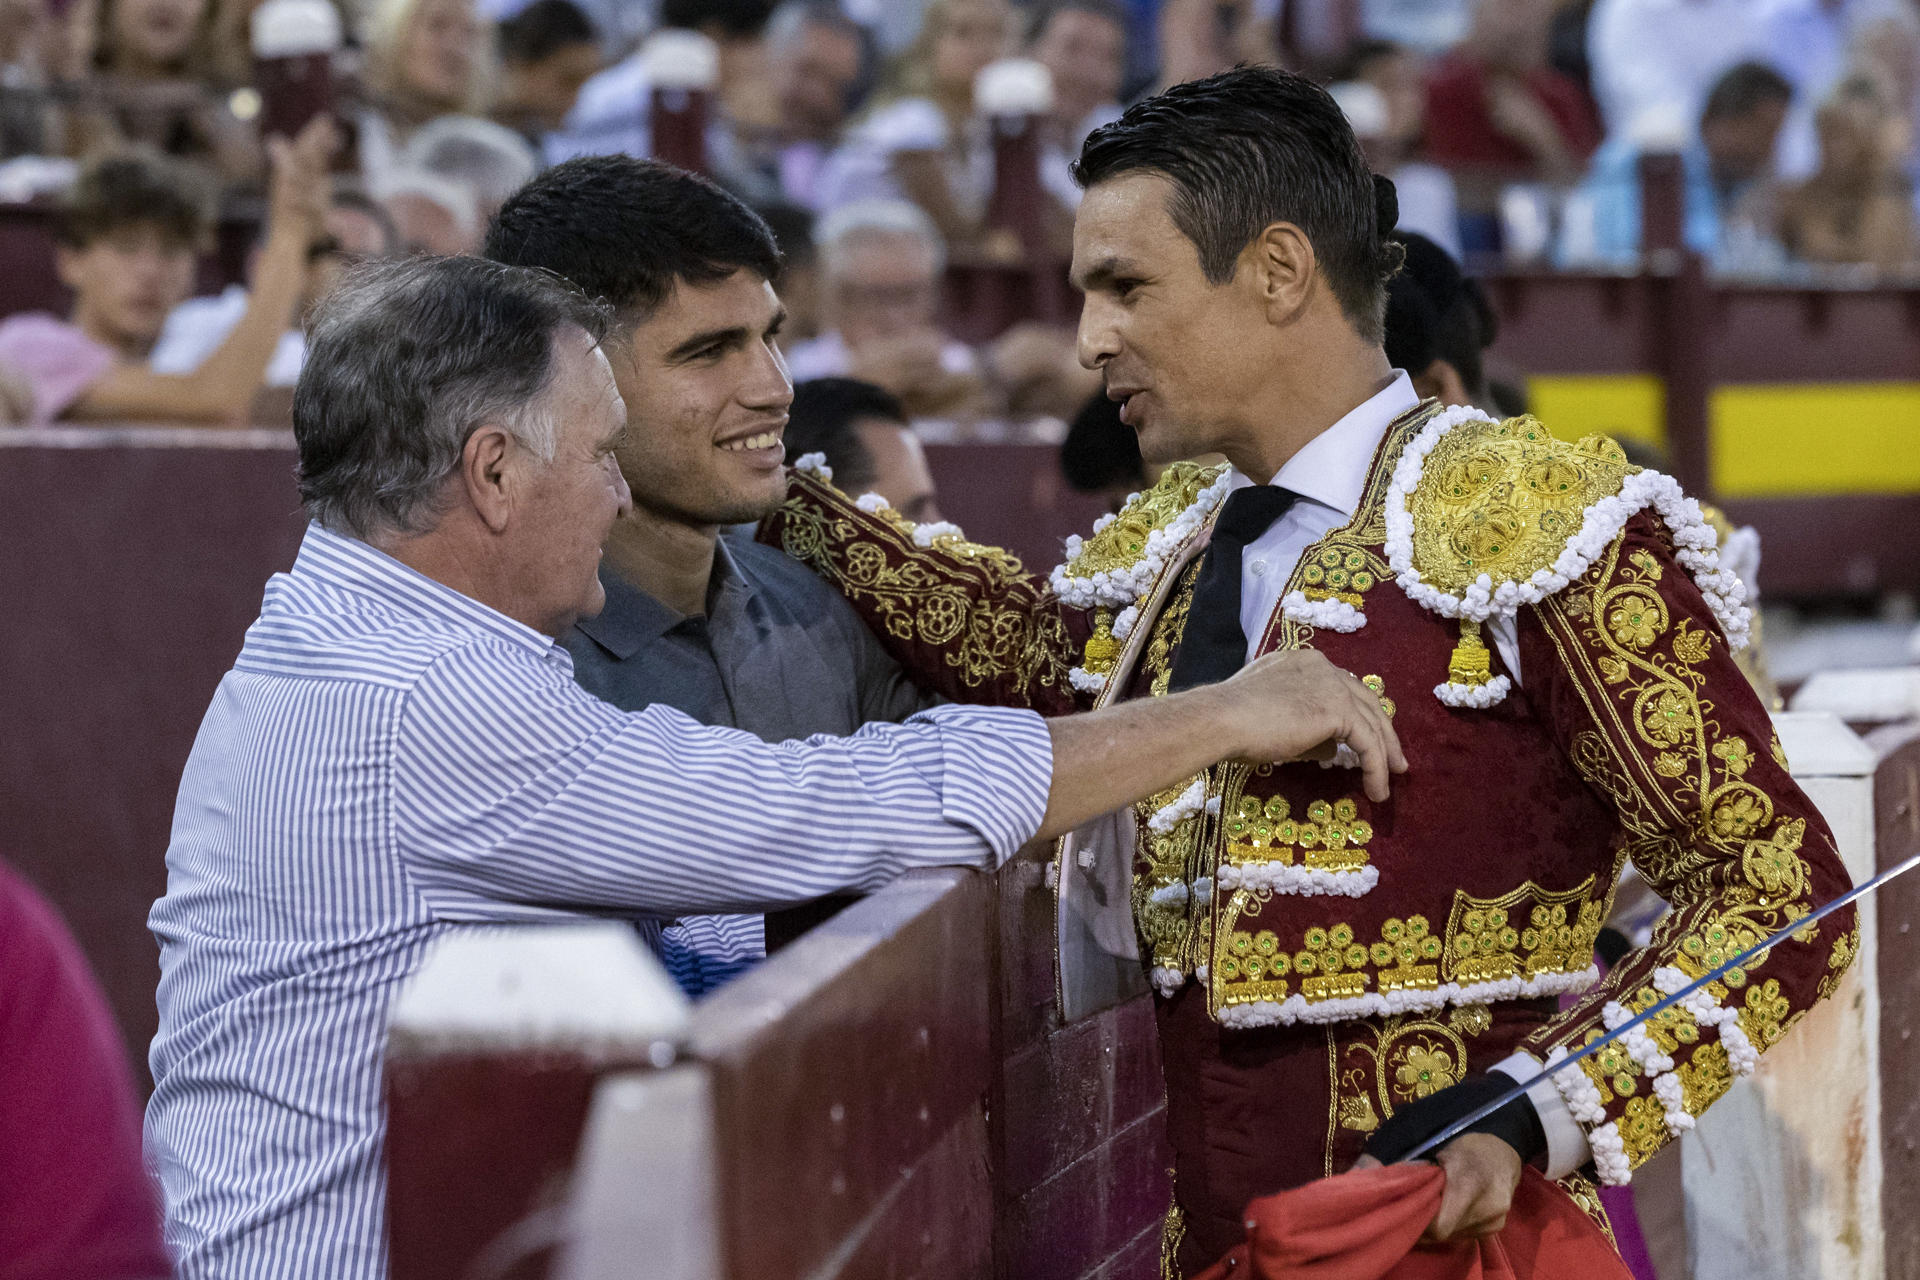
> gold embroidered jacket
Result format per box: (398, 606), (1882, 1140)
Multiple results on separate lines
(760, 408), (1856, 1184)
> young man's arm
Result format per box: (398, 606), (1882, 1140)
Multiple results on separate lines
(66, 119), (334, 426)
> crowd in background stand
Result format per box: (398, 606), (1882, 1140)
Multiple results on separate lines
(1, 0), (1919, 425)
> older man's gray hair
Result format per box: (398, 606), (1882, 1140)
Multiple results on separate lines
(814, 198), (946, 278)
(293, 255), (610, 540)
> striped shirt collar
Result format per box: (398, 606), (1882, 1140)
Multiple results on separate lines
(289, 522), (568, 665)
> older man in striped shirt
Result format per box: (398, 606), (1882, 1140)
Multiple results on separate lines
(144, 255), (1404, 1278)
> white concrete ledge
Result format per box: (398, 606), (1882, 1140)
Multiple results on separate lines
(1789, 667), (1920, 726)
(388, 923), (690, 1057)
(1773, 709), (1880, 778)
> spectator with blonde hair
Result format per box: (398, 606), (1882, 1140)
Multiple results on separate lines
(1780, 72), (1918, 270)
(358, 0), (491, 185)
(64, 0), (263, 184)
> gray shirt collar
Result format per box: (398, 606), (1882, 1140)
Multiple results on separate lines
(575, 536), (751, 660)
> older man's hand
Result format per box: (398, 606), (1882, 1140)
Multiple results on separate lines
(1213, 649), (1407, 802)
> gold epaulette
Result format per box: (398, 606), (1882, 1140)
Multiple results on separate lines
(1401, 414), (1635, 600)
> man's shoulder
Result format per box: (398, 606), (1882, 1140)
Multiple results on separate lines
(1051, 460), (1232, 608)
(237, 576), (522, 692)
(1383, 410), (1748, 639)
(729, 533), (857, 604)
(1392, 410), (1637, 598)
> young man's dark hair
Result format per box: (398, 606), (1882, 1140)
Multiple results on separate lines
(1073, 65), (1401, 343)
(1702, 60), (1793, 126)
(782, 376), (905, 490)
(484, 155), (781, 321)
(1382, 230), (1497, 404)
(56, 149), (213, 251)
(497, 0), (598, 65)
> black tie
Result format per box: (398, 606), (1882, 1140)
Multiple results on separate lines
(1167, 485), (1297, 692)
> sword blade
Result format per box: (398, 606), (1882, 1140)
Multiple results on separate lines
(1397, 847), (1920, 1166)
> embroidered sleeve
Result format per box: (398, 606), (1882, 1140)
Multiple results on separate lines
(756, 466), (1083, 714)
(1517, 510), (1857, 1185)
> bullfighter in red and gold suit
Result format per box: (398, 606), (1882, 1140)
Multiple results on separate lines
(762, 68), (1856, 1276)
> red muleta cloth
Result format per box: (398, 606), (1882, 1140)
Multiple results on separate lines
(1194, 1164), (1634, 1280)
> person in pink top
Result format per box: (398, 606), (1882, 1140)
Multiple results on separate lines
(0, 859), (170, 1280)
(0, 115), (334, 426)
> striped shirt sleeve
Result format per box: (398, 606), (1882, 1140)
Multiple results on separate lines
(392, 638), (1052, 920)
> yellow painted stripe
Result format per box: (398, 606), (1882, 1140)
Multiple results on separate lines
(1711, 383), (1920, 497)
(1527, 375), (1667, 452)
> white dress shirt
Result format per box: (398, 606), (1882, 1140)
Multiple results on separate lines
(1586, 0), (1766, 140)
(1224, 374), (1587, 1175)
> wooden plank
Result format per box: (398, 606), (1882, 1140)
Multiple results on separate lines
(0, 438), (306, 1084)
(690, 868), (995, 1278)
(1866, 722), (1920, 1280)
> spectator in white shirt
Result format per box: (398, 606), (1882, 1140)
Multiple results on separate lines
(783, 197), (989, 417)
(1027, 0), (1127, 158)
(151, 189), (399, 388)
(817, 0), (1078, 259)
(1585, 0), (1766, 143)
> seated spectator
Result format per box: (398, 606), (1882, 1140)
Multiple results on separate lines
(65, 0), (262, 185)
(547, 0), (784, 186)
(1156, 0), (1280, 89)
(358, 0), (491, 187)
(0, 119), (333, 424)
(1424, 0), (1601, 188)
(0, 0), (66, 157)
(784, 376), (943, 522)
(1754, 0), (1865, 181)
(743, 1), (870, 209)
(818, 0), (1075, 260)
(0, 859), (170, 1280)
(1570, 61), (1792, 267)
(1780, 73), (1918, 270)
(784, 198), (990, 417)
(379, 165), (481, 251)
(1586, 0), (1762, 143)
(1382, 230), (1499, 409)
(491, 0), (601, 152)
(150, 186), (398, 388)
(1028, 0), (1126, 159)
(1331, 40), (1463, 257)
(400, 113), (539, 221)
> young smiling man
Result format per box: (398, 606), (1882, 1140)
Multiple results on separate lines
(760, 66), (1856, 1273)
(484, 156), (934, 991)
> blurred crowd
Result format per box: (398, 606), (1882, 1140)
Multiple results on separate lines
(3, 0), (1920, 428)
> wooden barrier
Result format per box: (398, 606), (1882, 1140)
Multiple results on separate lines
(385, 862), (1169, 1280)
(0, 427), (1097, 1086)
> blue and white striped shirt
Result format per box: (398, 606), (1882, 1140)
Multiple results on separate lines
(145, 524), (1052, 1279)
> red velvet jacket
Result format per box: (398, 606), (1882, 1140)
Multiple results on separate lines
(761, 406), (1855, 1187)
